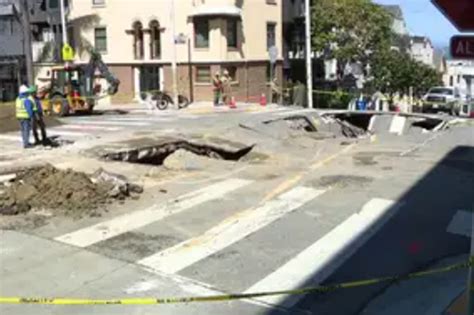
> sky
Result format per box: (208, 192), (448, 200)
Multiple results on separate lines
(373, 0), (460, 48)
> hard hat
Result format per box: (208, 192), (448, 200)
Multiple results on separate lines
(19, 85), (29, 94)
(28, 85), (38, 93)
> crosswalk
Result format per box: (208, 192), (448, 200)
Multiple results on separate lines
(0, 106), (296, 145)
(46, 175), (408, 309)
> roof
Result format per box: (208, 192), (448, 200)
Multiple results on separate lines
(190, 5), (242, 18)
(411, 36), (431, 44)
(383, 5), (403, 20)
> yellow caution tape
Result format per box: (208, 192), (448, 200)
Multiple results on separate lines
(0, 258), (471, 305)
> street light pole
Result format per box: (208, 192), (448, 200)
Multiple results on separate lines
(170, 0), (179, 106)
(59, 0), (68, 46)
(305, 0), (313, 109)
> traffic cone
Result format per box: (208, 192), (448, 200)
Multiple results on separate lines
(260, 93), (267, 107)
(229, 96), (237, 109)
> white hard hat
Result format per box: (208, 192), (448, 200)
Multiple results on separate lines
(19, 85), (29, 94)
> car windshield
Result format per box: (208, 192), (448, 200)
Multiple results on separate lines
(429, 88), (453, 95)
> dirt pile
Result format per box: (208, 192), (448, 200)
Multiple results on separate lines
(0, 104), (61, 134)
(0, 165), (142, 217)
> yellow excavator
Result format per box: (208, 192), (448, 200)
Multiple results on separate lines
(40, 51), (120, 116)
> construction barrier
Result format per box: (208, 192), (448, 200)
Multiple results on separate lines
(0, 257), (472, 306)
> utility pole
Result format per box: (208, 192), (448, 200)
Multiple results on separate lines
(59, 0), (68, 47)
(170, 0), (179, 106)
(305, 0), (313, 108)
(18, 0), (34, 85)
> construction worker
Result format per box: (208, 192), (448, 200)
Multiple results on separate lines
(16, 85), (35, 149)
(221, 70), (231, 105)
(212, 72), (222, 106)
(29, 85), (48, 145)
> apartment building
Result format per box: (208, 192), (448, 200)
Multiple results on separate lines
(60, 0), (282, 103)
(0, 0), (22, 101)
(444, 59), (474, 97)
(410, 36), (434, 68)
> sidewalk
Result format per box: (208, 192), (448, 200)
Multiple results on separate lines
(94, 100), (282, 115)
(360, 255), (469, 315)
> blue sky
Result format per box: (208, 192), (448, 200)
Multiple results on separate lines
(373, 0), (460, 48)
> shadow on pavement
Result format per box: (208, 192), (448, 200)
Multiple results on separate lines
(264, 146), (474, 315)
(72, 109), (129, 116)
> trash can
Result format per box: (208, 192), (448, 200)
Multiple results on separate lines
(356, 99), (367, 111)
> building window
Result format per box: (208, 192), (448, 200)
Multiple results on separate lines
(49, 0), (59, 9)
(132, 21), (144, 60)
(0, 19), (11, 35)
(94, 27), (107, 53)
(149, 20), (161, 59)
(196, 66), (211, 83)
(227, 19), (238, 48)
(225, 66), (238, 82)
(194, 18), (209, 48)
(92, 0), (105, 5)
(449, 76), (453, 86)
(457, 75), (461, 84)
(267, 22), (276, 50)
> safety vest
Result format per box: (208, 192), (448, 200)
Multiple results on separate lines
(29, 96), (38, 112)
(15, 97), (29, 119)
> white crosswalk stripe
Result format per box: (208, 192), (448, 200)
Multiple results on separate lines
(54, 178), (252, 247)
(138, 186), (326, 274)
(245, 198), (402, 307)
(56, 124), (121, 131)
(65, 120), (151, 126)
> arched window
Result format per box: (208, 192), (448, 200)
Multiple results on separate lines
(133, 21), (144, 60)
(149, 20), (161, 59)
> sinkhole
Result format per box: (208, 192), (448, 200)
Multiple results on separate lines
(100, 140), (256, 165)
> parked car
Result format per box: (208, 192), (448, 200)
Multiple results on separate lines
(422, 87), (463, 115)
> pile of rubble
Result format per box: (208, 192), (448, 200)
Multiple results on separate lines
(0, 165), (143, 217)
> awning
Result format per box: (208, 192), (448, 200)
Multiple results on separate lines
(190, 5), (242, 18)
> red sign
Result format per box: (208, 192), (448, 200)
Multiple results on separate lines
(432, 0), (474, 32)
(451, 36), (474, 59)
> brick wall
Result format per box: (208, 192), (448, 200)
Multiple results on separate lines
(109, 65), (134, 104)
(163, 62), (282, 103)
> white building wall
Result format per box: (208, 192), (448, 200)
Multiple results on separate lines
(443, 60), (474, 96)
(410, 42), (434, 67)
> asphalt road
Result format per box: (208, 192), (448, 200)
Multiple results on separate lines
(0, 106), (472, 315)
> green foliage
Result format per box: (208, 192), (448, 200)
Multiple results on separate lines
(370, 49), (442, 96)
(312, 0), (393, 75)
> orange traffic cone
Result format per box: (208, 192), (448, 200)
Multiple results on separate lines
(229, 96), (237, 109)
(260, 93), (267, 107)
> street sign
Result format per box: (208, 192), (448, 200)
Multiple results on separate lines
(268, 46), (278, 64)
(451, 36), (474, 59)
(61, 44), (74, 61)
(432, 0), (474, 32)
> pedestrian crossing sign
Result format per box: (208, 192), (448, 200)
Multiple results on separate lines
(62, 44), (75, 61)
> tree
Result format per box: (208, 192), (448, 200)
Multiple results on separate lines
(370, 49), (442, 96)
(311, 0), (393, 80)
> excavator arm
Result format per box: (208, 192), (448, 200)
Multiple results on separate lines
(83, 50), (120, 95)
